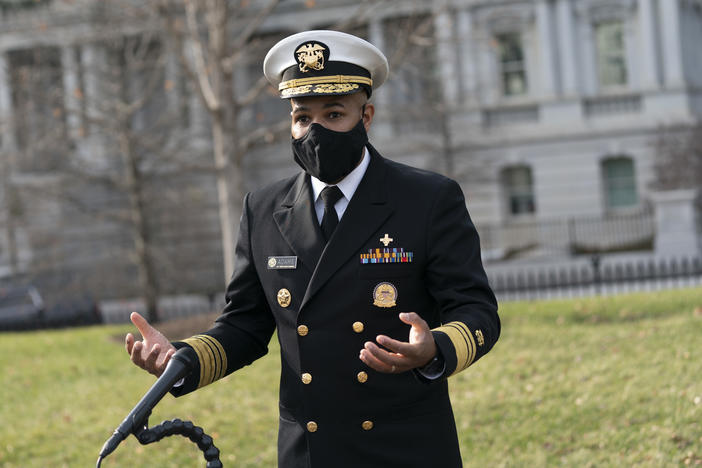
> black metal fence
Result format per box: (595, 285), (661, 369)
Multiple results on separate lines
(488, 255), (702, 301)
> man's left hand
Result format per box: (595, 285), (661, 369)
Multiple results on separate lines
(359, 312), (436, 373)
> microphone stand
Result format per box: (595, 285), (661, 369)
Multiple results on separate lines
(97, 348), (222, 467)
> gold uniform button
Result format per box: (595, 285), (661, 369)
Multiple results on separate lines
(362, 420), (374, 431)
(297, 325), (309, 336)
(352, 321), (364, 333)
(307, 421), (318, 432)
(301, 373), (312, 384)
(357, 371), (368, 383)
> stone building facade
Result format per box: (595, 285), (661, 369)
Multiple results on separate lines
(1, 0), (701, 301)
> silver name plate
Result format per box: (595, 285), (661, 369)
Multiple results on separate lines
(267, 256), (298, 269)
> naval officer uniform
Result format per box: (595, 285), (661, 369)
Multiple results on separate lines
(171, 30), (500, 468)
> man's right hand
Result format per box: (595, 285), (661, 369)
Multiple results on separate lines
(125, 312), (176, 377)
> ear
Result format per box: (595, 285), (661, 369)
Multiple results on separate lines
(362, 102), (375, 132)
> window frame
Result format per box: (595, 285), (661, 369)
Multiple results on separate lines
(495, 32), (529, 98)
(501, 165), (537, 218)
(601, 156), (639, 212)
(594, 19), (628, 90)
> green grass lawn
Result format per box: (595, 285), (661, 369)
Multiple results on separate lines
(1, 288), (700, 467)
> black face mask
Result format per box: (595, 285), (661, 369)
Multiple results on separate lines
(292, 119), (368, 184)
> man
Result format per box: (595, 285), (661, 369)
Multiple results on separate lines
(125, 30), (499, 467)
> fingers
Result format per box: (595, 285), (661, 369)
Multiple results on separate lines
(360, 341), (401, 373)
(125, 333), (134, 355)
(144, 343), (162, 372)
(399, 312), (429, 331)
(129, 340), (171, 377)
(376, 335), (413, 355)
(160, 348), (176, 368)
(130, 311), (154, 338)
(130, 339), (144, 366)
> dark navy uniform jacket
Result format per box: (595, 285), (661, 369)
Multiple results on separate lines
(173, 144), (500, 468)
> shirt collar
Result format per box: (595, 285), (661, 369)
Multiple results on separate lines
(310, 146), (370, 202)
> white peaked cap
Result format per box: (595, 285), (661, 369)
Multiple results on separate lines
(263, 30), (389, 99)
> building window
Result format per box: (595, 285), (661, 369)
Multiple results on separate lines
(502, 165), (535, 216)
(595, 21), (627, 88)
(602, 157), (638, 209)
(496, 33), (527, 96)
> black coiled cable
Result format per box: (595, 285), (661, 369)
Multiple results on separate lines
(96, 418), (222, 468)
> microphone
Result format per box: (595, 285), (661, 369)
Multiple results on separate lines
(98, 347), (197, 461)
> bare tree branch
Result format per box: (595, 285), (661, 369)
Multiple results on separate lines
(236, 75), (272, 108)
(239, 118), (289, 155)
(183, 0), (219, 111)
(222, 0), (280, 69)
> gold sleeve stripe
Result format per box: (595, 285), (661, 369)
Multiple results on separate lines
(197, 334), (227, 381)
(182, 337), (208, 388)
(279, 75), (373, 91)
(433, 322), (477, 376)
(182, 335), (227, 388)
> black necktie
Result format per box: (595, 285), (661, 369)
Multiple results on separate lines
(320, 185), (343, 241)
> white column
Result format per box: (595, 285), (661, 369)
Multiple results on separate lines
(556, 0), (578, 96)
(579, 18), (597, 95)
(456, 8), (477, 105)
(536, 0), (558, 97)
(623, 15), (639, 90)
(637, 0), (660, 89)
(61, 45), (83, 140)
(477, 32), (498, 106)
(659, 0), (685, 88)
(434, 10), (459, 106)
(0, 52), (17, 153)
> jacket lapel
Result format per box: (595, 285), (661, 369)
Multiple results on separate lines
(273, 172), (325, 273)
(301, 146), (393, 309)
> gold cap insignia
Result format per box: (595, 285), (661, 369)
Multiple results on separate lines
(372, 282), (397, 308)
(295, 41), (328, 73)
(277, 288), (291, 308)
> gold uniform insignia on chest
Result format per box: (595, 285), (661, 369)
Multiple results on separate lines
(372, 282), (397, 308)
(277, 288), (291, 308)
